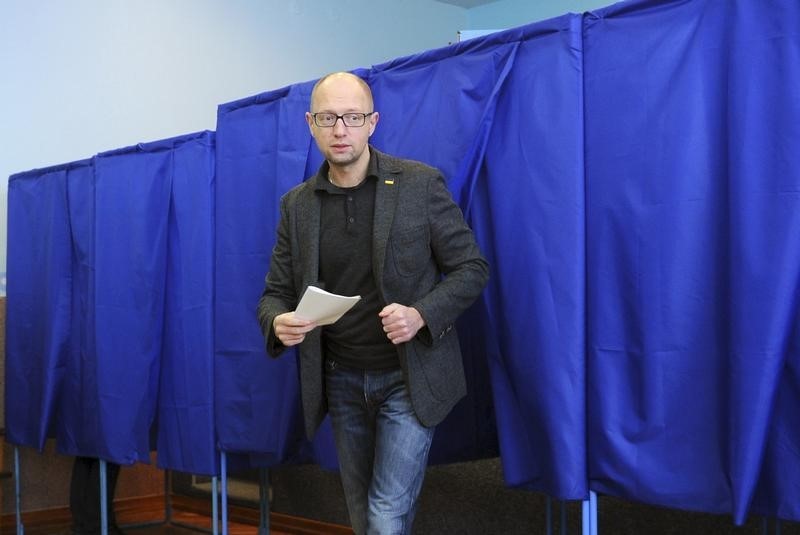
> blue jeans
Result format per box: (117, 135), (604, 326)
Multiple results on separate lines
(325, 358), (435, 535)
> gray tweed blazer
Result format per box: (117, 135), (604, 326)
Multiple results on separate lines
(257, 147), (489, 439)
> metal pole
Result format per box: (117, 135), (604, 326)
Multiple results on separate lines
(164, 469), (173, 524)
(590, 491), (598, 535)
(582, 497), (590, 535)
(546, 495), (552, 535)
(15, 446), (24, 535)
(221, 452), (229, 535)
(258, 467), (270, 534)
(100, 460), (108, 535)
(212, 476), (219, 535)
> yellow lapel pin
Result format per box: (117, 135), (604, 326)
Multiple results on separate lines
(384, 179), (394, 185)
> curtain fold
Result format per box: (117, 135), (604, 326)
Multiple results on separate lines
(465, 13), (587, 499)
(6, 163), (76, 450)
(6, 133), (218, 473)
(57, 159), (98, 457)
(214, 81), (335, 467)
(89, 142), (172, 463)
(156, 131), (218, 475)
(583, 0), (800, 522)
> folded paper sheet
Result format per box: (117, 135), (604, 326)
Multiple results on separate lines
(295, 285), (360, 325)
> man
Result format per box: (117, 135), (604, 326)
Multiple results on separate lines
(70, 457), (123, 535)
(257, 71), (488, 535)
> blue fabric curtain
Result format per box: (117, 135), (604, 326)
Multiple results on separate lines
(57, 159), (98, 457)
(6, 162), (78, 450)
(212, 28), (537, 469)
(85, 132), (217, 469)
(212, 1), (800, 518)
(6, 133), (218, 474)
(371, 14), (587, 488)
(583, 0), (800, 523)
(89, 140), (173, 463)
(454, 15), (587, 498)
(212, 14), (585, 492)
(214, 82), (340, 468)
(156, 131), (218, 475)
(6, 0), (799, 523)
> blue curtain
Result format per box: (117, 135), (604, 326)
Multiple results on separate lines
(371, 14), (587, 489)
(214, 82), (339, 468)
(6, 0), (799, 523)
(155, 131), (218, 475)
(6, 133), (218, 474)
(6, 162), (77, 450)
(89, 140), (173, 463)
(212, 1), (800, 518)
(84, 132), (217, 469)
(57, 159), (98, 457)
(584, 0), (800, 523)
(212, 14), (586, 493)
(455, 15), (587, 498)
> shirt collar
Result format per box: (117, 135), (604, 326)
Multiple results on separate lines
(313, 147), (379, 193)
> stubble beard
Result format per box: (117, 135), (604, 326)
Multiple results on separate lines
(326, 146), (361, 167)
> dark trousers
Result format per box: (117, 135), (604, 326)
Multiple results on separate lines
(69, 457), (122, 535)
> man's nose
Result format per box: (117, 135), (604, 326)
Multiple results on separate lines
(332, 117), (348, 134)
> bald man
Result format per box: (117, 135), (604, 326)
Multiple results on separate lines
(258, 72), (488, 535)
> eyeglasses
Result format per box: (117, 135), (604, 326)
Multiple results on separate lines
(311, 112), (374, 128)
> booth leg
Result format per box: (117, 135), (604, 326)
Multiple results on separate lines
(15, 446), (24, 535)
(221, 452), (229, 535)
(258, 467), (270, 535)
(546, 495), (552, 535)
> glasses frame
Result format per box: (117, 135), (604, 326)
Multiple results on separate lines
(311, 112), (374, 128)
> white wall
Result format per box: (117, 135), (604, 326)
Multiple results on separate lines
(467, 0), (614, 29)
(0, 0), (469, 288)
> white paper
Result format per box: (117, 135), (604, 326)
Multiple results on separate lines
(294, 285), (361, 326)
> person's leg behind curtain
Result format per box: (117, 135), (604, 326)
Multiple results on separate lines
(70, 457), (123, 535)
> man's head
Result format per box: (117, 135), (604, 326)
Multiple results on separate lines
(306, 72), (379, 171)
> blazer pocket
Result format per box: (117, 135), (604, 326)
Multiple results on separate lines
(390, 225), (430, 276)
(409, 333), (460, 403)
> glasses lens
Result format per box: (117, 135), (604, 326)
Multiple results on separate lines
(315, 113), (336, 127)
(342, 113), (365, 127)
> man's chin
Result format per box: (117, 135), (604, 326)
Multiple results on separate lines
(327, 152), (356, 165)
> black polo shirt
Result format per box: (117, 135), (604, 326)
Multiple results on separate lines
(314, 159), (398, 370)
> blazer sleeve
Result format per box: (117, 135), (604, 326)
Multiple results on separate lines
(411, 174), (489, 345)
(257, 194), (297, 357)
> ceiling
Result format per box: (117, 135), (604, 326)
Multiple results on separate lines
(431, 0), (501, 8)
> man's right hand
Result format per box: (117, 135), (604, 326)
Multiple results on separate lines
(273, 312), (316, 347)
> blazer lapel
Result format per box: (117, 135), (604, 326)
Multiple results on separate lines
(372, 154), (401, 288)
(297, 184), (321, 290)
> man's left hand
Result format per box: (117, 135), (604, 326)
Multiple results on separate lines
(379, 303), (425, 344)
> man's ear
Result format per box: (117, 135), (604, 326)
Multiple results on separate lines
(305, 112), (316, 135)
(368, 111), (380, 136)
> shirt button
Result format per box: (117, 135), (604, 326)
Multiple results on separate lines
(347, 196), (353, 202)
(348, 217), (355, 223)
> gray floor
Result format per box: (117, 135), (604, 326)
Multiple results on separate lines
(265, 458), (800, 535)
